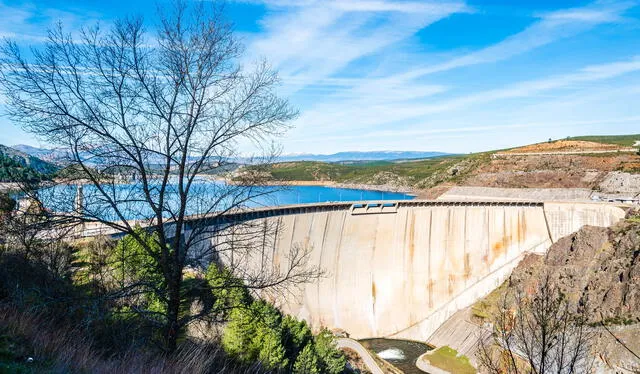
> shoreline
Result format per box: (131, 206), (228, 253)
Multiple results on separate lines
(255, 180), (418, 196)
(0, 182), (21, 193)
(2, 178), (420, 198)
(196, 173), (420, 196)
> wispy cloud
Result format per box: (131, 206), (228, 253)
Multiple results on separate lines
(0, 1), (101, 43)
(239, 0), (469, 14)
(267, 0), (639, 152)
(1, 0), (639, 153)
(244, 0), (470, 95)
(288, 56), (640, 144)
(393, 0), (636, 79)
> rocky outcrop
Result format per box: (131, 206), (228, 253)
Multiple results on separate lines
(511, 213), (640, 325)
(598, 171), (640, 195)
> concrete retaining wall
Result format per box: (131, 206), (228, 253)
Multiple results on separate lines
(209, 201), (625, 341)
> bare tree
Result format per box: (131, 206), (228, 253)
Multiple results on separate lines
(0, 0), (315, 352)
(477, 274), (595, 374)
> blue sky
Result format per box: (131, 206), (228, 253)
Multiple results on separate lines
(1, 0), (639, 154)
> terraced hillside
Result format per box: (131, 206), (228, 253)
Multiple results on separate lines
(570, 134), (640, 146)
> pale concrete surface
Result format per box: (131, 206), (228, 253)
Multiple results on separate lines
(438, 185), (640, 204)
(416, 353), (451, 374)
(426, 308), (490, 365)
(544, 202), (626, 242)
(336, 338), (384, 374)
(210, 201), (625, 342)
(76, 199), (626, 344)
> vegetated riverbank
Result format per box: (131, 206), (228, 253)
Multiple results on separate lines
(200, 172), (420, 195)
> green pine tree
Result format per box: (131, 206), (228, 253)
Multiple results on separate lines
(282, 315), (312, 357)
(206, 264), (251, 316)
(314, 328), (346, 374)
(293, 343), (320, 374)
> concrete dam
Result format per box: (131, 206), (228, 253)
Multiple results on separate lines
(207, 200), (625, 341)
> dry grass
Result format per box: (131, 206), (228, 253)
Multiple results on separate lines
(0, 305), (265, 374)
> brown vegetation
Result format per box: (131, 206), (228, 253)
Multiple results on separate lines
(464, 153), (639, 189)
(0, 306), (244, 374)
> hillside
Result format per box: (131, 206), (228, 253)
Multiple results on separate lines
(0, 145), (57, 182)
(501, 139), (632, 153)
(259, 136), (640, 196)
(262, 153), (491, 190)
(570, 134), (640, 147)
(11, 144), (57, 161)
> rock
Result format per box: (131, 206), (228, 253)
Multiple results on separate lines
(512, 219), (640, 325)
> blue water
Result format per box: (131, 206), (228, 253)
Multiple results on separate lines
(255, 185), (413, 206)
(37, 181), (413, 221)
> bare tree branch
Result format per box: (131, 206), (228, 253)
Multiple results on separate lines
(0, 0), (308, 352)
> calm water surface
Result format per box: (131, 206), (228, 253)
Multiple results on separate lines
(39, 181), (414, 220)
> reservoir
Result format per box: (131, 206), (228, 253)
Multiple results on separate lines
(38, 181), (414, 220)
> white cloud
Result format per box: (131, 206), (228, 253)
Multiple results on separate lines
(286, 56), (640, 149)
(274, 0), (638, 153)
(245, 0), (469, 95)
(0, 1), (102, 44)
(239, 0), (470, 14)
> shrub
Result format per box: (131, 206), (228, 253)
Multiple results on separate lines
(314, 328), (347, 374)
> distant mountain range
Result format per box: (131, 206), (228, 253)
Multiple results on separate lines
(11, 144), (73, 165)
(276, 151), (451, 162)
(13, 145), (451, 164)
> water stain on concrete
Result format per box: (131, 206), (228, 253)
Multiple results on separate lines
(371, 281), (377, 315)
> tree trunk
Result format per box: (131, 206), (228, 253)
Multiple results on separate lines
(165, 269), (182, 352)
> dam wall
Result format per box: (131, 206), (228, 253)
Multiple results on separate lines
(206, 201), (625, 341)
(543, 202), (626, 242)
